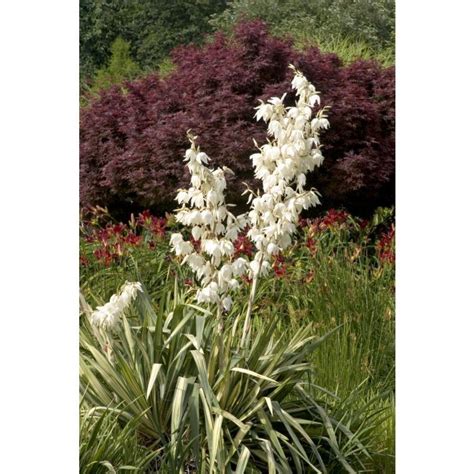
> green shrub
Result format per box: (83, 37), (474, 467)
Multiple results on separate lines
(80, 0), (228, 80)
(292, 34), (394, 67)
(81, 36), (141, 104)
(95, 37), (140, 88)
(80, 401), (158, 472)
(157, 57), (176, 79)
(210, 0), (395, 62)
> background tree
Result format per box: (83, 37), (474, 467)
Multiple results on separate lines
(92, 37), (140, 92)
(80, 0), (228, 83)
(210, 0), (395, 50)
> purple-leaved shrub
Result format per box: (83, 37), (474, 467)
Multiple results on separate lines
(80, 20), (394, 217)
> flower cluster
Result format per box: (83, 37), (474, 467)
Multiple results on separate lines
(299, 210), (351, 233)
(86, 224), (142, 266)
(170, 134), (248, 310)
(80, 209), (168, 266)
(136, 210), (167, 238)
(170, 68), (330, 314)
(377, 224), (395, 264)
(91, 282), (143, 329)
(312, 209), (349, 231)
(247, 65), (329, 275)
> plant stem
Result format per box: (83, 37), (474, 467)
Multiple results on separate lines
(217, 303), (225, 372)
(240, 254), (263, 349)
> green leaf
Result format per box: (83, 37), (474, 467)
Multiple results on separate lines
(99, 460), (116, 473)
(146, 363), (162, 400)
(231, 367), (278, 384)
(209, 414), (223, 471)
(235, 445), (250, 474)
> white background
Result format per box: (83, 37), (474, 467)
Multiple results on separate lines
(0, 0), (473, 471)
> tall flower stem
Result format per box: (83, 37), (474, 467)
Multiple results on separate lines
(216, 303), (225, 372)
(240, 254), (263, 349)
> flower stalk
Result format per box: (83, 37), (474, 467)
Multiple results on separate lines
(240, 253), (263, 349)
(171, 66), (328, 354)
(241, 65), (329, 339)
(170, 132), (248, 369)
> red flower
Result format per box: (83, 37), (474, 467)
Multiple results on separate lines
(190, 237), (201, 251)
(376, 224), (395, 264)
(93, 247), (114, 267)
(299, 217), (310, 229)
(273, 254), (287, 278)
(137, 210), (152, 226)
(136, 211), (167, 237)
(93, 248), (103, 260)
(111, 223), (126, 235)
(379, 251), (395, 264)
(310, 209), (349, 232)
(150, 216), (167, 237)
(234, 232), (254, 257)
(122, 233), (141, 246)
(359, 219), (369, 230)
(322, 209), (349, 228)
(137, 210), (151, 228)
(306, 236), (317, 255)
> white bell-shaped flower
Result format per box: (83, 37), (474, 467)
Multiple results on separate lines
(170, 133), (249, 311)
(248, 65), (329, 276)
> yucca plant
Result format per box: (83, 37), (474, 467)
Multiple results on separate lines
(80, 398), (159, 473)
(80, 280), (372, 473)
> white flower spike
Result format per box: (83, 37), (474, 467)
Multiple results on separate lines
(170, 132), (248, 311)
(248, 65), (329, 273)
(91, 282), (143, 330)
(241, 65), (329, 347)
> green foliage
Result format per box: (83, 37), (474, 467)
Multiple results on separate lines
(80, 281), (372, 472)
(80, 401), (158, 472)
(210, 0), (395, 63)
(157, 57), (176, 79)
(264, 249), (394, 395)
(79, 208), (395, 472)
(80, 0), (228, 81)
(87, 37), (141, 98)
(80, 0), (123, 80)
(370, 394), (395, 472)
(293, 34), (394, 67)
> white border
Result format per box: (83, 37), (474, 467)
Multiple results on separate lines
(0, 1), (78, 471)
(1, 0), (473, 471)
(397, 0), (474, 471)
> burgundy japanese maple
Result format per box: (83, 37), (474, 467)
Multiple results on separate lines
(80, 20), (394, 217)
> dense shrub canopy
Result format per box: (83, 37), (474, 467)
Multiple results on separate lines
(210, 0), (395, 51)
(80, 21), (394, 217)
(80, 0), (227, 80)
